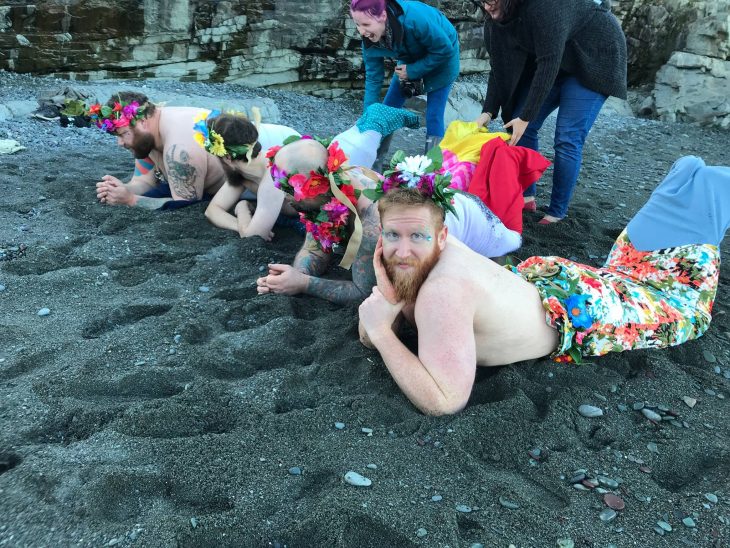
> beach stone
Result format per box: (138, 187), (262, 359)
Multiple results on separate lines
(647, 442), (659, 454)
(431, 495), (442, 502)
(570, 473), (586, 483)
(416, 528), (428, 538)
(598, 477), (619, 489)
(603, 494), (625, 510)
(578, 405), (604, 418)
(190, 517), (198, 529)
(657, 520), (672, 532)
(37, 307), (50, 316)
(344, 471), (371, 487)
(498, 496), (519, 510)
(632, 401), (645, 411)
(653, 526), (666, 536)
(470, 545), (485, 548)
(599, 508), (617, 522)
(641, 408), (662, 422)
(704, 493), (718, 504)
(361, 427), (373, 435)
(704, 388), (716, 396)
(639, 466), (652, 474)
(288, 467), (302, 476)
(455, 504), (472, 513)
(714, 365), (722, 374)
(573, 484), (590, 491)
(557, 540), (574, 548)
(682, 517), (696, 528)
(702, 350), (716, 363)
(334, 422), (345, 429)
(198, 285), (210, 292)
(0, 284), (5, 291)
(617, 404), (628, 412)
(366, 463), (377, 470)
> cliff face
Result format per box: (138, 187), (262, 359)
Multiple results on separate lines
(0, 0), (727, 127)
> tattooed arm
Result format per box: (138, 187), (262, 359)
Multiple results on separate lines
(163, 144), (206, 201)
(301, 202), (379, 304)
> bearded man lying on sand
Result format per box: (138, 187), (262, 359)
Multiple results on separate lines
(255, 138), (522, 304)
(89, 91), (227, 210)
(359, 155), (730, 415)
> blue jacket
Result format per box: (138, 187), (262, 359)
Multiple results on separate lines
(361, 0), (460, 108)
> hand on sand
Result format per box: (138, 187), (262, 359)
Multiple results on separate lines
(96, 176), (135, 206)
(504, 117), (528, 146)
(373, 237), (399, 305)
(235, 200), (253, 238)
(256, 264), (308, 296)
(359, 286), (404, 344)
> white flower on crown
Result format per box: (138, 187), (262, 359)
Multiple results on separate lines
(395, 155), (432, 186)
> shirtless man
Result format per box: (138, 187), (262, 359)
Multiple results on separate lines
(255, 139), (522, 304)
(91, 91), (226, 210)
(358, 155), (728, 415)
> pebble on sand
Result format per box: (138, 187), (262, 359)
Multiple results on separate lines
(704, 493), (718, 504)
(37, 307), (50, 316)
(198, 286), (210, 293)
(603, 494), (625, 510)
(682, 517), (696, 528)
(656, 520), (672, 532)
(344, 471), (372, 487)
(599, 508), (617, 522)
(455, 504), (472, 513)
(416, 528), (428, 538)
(498, 496), (520, 510)
(578, 405), (604, 418)
(641, 408), (662, 422)
(334, 422), (345, 430)
(288, 467), (302, 476)
(0, 284), (5, 291)
(682, 396), (697, 408)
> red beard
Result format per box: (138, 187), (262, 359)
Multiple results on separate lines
(383, 245), (441, 304)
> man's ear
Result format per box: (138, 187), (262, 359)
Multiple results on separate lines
(437, 224), (448, 249)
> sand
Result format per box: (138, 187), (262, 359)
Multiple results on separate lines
(0, 74), (729, 547)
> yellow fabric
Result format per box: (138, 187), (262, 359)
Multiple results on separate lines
(438, 121), (510, 164)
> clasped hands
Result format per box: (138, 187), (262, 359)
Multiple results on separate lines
(256, 264), (309, 296)
(96, 175), (136, 206)
(473, 113), (528, 146)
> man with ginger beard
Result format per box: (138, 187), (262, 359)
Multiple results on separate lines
(256, 139), (522, 304)
(359, 157), (730, 416)
(92, 91), (226, 210)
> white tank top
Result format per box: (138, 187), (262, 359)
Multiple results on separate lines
(445, 192), (522, 258)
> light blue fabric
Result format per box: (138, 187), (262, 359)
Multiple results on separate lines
(361, 0), (460, 109)
(627, 156), (730, 251)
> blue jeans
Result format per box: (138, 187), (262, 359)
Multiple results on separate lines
(514, 75), (606, 219)
(383, 74), (452, 137)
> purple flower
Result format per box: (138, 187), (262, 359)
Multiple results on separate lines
(270, 164), (287, 189)
(101, 119), (114, 133)
(122, 102), (139, 118)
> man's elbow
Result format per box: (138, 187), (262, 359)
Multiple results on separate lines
(419, 396), (468, 417)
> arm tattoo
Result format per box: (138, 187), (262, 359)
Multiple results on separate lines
(305, 277), (368, 305)
(293, 234), (331, 276)
(164, 145), (199, 201)
(301, 203), (379, 305)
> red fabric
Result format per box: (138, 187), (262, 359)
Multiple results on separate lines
(467, 138), (551, 234)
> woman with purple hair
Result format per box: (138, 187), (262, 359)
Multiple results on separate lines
(350, 0), (460, 160)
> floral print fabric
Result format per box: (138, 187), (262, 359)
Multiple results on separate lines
(513, 230), (720, 362)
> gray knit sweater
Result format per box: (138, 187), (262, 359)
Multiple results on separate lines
(482, 0), (627, 123)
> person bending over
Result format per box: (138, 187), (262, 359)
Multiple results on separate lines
(359, 156), (729, 415)
(256, 139), (522, 304)
(474, 0), (626, 224)
(90, 91), (226, 210)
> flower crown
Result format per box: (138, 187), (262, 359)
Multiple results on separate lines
(361, 147), (459, 217)
(87, 98), (147, 133)
(192, 110), (259, 161)
(267, 135), (360, 261)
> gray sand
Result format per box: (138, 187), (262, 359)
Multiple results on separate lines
(1, 73), (729, 547)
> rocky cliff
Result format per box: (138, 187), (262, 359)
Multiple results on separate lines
(0, 0), (727, 127)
